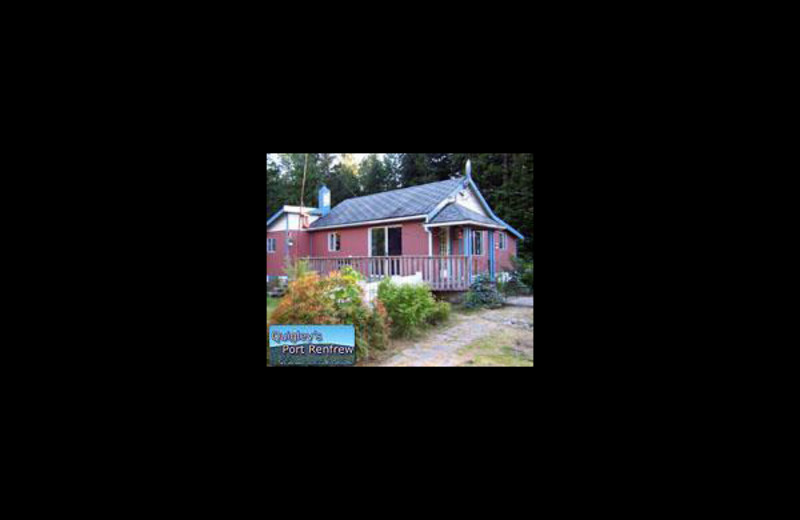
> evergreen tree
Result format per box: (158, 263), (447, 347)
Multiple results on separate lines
(361, 154), (394, 195)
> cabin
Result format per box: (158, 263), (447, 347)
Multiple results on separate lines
(266, 170), (524, 292)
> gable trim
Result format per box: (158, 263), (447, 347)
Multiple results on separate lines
(426, 179), (469, 223)
(266, 209), (284, 229)
(466, 179), (525, 241)
(425, 220), (506, 230)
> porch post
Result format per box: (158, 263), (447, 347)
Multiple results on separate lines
(465, 226), (472, 283)
(489, 230), (496, 281)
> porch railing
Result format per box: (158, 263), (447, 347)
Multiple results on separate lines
(302, 256), (489, 291)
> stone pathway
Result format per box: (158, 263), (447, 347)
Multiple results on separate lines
(374, 306), (534, 367)
(505, 296), (534, 308)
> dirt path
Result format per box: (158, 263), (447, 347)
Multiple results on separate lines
(369, 306), (534, 367)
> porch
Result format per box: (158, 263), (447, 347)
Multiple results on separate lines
(303, 256), (490, 292)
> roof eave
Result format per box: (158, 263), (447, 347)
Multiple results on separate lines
(266, 209), (284, 228)
(425, 220), (507, 230)
(466, 178), (525, 240)
(309, 215), (427, 231)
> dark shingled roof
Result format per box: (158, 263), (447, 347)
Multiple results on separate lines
(310, 177), (466, 228)
(429, 203), (498, 226)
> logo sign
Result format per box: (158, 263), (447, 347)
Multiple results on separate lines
(268, 325), (356, 366)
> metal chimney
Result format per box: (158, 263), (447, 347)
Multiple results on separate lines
(466, 159), (472, 179)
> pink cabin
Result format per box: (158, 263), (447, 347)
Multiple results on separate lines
(266, 173), (524, 292)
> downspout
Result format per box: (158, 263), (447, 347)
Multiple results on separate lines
(489, 230), (496, 281)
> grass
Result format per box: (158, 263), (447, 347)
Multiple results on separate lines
(457, 329), (534, 367)
(267, 296), (279, 323)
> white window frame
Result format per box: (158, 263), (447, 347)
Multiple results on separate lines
(368, 225), (403, 257)
(499, 232), (507, 251)
(267, 238), (277, 254)
(328, 232), (341, 252)
(439, 228), (451, 256)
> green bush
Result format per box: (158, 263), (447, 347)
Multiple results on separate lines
(378, 280), (448, 338)
(367, 300), (390, 351)
(505, 257), (533, 294)
(498, 273), (527, 296)
(283, 259), (311, 281)
(339, 265), (365, 282)
(269, 271), (390, 361)
(428, 301), (452, 326)
(522, 262), (533, 290)
(464, 274), (504, 309)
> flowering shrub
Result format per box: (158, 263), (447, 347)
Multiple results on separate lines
(269, 271), (389, 361)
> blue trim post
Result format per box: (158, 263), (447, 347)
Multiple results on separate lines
(465, 226), (473, 283)
(489, 230), (496, 281)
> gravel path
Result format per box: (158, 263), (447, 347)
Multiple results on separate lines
(375, 306), (534, 367)
(505, 296), (534, 307)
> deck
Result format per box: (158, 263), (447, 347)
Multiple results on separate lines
(303, 256), (489, 291)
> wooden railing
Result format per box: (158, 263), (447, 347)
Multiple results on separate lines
(303, 256), (488, 291)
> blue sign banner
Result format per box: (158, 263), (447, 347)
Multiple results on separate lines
(268, 325), (356, 366)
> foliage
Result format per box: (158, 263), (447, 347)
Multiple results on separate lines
(270, 273), (337, 326)
(499, 258), (530, 296)
(377, 280), (449, 338)
(464, 274), (504, 310)
(522, 261), (534, 290)
(427, 301), (452, 326)
(269, 272), (390, 361)
(339, 265), (364, 282)
(283, 259), (311, 281)
(367, 300), (390, 352)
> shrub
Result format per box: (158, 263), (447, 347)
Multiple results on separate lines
(283, 259), (311, 281)
(377, 280), (450, 338)
(498, 272), (527, 296)
(339, 265), (365, 282)
(502, 257), (533, 295)
(269, 271), (390, 362)
(270, 273), (337, 326)
(428, 300), (452, 326)
(522, 262), (533, 290)
(367, 300), (391, 351)
(464, 274), (504, 309)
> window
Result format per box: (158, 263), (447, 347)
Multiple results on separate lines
(370, 228), (386, 257)
(499, 232), (507, 251)
(439, 228), (450, 256)
(328, 232), (341, 252)
(267, 238), (276, 253)
(473, 231), (483, 256)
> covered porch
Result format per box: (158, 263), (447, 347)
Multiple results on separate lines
(304, 223), (501, 292)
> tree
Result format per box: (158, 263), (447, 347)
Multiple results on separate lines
(361, 154), (394, 195)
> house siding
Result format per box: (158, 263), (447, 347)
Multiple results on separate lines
(266, 229), (311, 277)
(494, 231), (517, 272)
(270, 226), (518, 276)
(309, 220), (429, 258)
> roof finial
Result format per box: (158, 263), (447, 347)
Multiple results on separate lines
(466, 159), (472, 180)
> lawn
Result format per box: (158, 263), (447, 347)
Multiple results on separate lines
(267, 297), (279, 323)
(457, 313), (534, 367)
